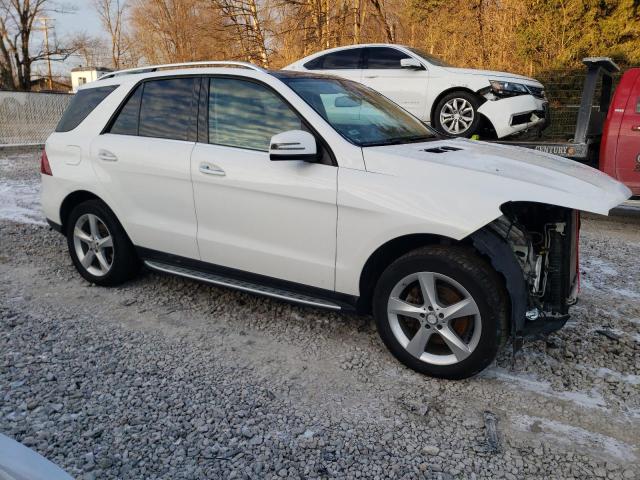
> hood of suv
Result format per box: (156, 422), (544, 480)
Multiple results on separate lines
(441, 67), (541, 86)
(362, 138), (631, 216)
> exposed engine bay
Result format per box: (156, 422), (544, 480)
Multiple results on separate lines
(495, 202), (580, 326)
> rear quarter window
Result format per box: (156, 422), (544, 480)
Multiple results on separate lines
(55, 85), (118, 132)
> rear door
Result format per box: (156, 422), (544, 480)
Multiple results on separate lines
(616, 73), (640, 194)
(360, 47), (429, 119)
(303, 48), (364, 84)
(91, 77), (200, 258)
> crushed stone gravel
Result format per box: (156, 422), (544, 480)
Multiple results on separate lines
(1, 150), (638, 479)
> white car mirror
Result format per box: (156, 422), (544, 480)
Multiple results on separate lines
(269, 130), (318, 161)
(401, 58), (423, 70)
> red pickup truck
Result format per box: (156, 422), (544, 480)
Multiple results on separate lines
(600, 67), (640, 195)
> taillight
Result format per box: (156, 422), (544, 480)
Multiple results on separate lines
(40, 149), (52, 176)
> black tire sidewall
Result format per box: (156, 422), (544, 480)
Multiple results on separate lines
(373, 250), (502, 380)
(66, 200), (138, 286)
(433, 91), (481, 138)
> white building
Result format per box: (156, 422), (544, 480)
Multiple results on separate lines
(70, 67), (112, 92)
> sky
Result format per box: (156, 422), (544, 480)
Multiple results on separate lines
(56, 0), (102, 37)
(33, 0), (104, 78)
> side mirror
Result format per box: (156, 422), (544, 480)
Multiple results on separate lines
(401, 57), (423, 70)
(269, 130), (318, 161)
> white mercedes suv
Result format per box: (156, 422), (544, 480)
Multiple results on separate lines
(41, 61), (630, 379)
(285, 44), (548, 139)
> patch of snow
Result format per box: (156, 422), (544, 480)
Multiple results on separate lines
(483, 367), (607, 410)
(0, 178), (45, 225)
(0, 154), (32, 170)
(582, 258), (619, 277)
(594, 367), (640, 386)
(511, 414), (636, 462)
(608, 287), (640, 300)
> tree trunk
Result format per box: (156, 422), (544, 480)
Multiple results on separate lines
(369, 0), (394, 43)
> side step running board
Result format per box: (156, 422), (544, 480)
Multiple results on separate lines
(144, 260), (342, 311)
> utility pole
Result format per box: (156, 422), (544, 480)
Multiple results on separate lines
(37, 17), (54, 90)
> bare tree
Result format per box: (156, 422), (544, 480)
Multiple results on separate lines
(215, 0), (269, 67)
(94, 0), (127, 68)
(0, 0), (75, 90)
(369, 0), (393, 43)
(70, 32), (108, 67)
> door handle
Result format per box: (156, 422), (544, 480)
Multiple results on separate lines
(364, 75), (378, 79)
(199, 162), (226, 176)
(632, 125), (640, 132)
(97, 149), (118, 162)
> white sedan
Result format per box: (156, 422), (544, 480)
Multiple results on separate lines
(285, 44), (548, 138)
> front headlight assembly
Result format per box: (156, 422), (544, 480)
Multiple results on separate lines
(489, 80), (531, 97)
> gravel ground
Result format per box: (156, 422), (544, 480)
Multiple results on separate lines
(1, 149), (639, 479)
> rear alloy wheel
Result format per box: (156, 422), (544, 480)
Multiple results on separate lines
(433, 91), (481, 137)
(373, 246), (507, 379)
(66, 200), (140, 286)
(73, 213), (114, 277)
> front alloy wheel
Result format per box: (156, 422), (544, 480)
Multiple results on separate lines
(439, 98), (475, 135)
(433, 91), (481, 138)
(373, 246), (507, 379)
(387, 271), (481, 366)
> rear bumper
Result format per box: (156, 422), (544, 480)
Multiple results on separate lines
(478, 95), (548, 138)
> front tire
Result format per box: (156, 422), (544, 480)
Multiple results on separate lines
(433, 91), (481, 137)
(66, 200), (140, 286)
(373, 246), (507, 379)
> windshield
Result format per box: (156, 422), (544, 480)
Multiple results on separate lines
(281, 76), (436, 147)
(406, 48), (452, 67)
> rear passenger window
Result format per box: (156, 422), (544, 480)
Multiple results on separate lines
(306, 49), (363, 70)
(56, 85), (118, 132)
(138, 78), (195, 141)
(109, 85), (142, 135)
(208, 78), (302, 151)
(366, 47), (410, 69)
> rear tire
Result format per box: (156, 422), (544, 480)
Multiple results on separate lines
(66, 200), (140, 286)
(373, 246), (507, 379)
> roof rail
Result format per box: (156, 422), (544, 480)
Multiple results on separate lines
(98, 61), (266, 80)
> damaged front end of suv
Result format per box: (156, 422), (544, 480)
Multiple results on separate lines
(475, 202), (581, 348)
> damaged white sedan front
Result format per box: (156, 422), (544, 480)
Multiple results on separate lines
(285, 43), (549, 139)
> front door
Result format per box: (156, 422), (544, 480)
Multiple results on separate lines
(616, 76), (640, 195)
(91, 77), (199, 259)
(360, 47), (430, 120)
(307, 47), (364, 84)
(191, 77), (338, 290)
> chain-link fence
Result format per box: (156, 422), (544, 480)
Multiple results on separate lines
(531, 68), (619, 141)
(0, 91), (73, 146)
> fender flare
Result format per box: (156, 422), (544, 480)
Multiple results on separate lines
(469, 226), (527, 337)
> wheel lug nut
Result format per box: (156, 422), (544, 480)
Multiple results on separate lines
(438, 313), (444, 318)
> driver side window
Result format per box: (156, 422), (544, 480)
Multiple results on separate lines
(208, 78), (302, 151)
(365, 47), (411, 69)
